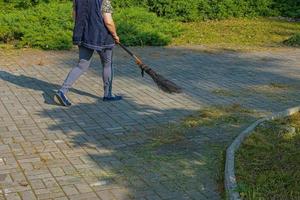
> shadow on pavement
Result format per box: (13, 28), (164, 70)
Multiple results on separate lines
(0, 71), (101, 105)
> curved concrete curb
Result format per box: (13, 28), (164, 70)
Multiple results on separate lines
(225, 106), (300, 200)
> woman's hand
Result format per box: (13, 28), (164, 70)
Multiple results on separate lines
(113, 35), (120, 44)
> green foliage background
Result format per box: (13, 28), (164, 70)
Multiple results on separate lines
(0, 0), (299, 49)
(0, 2), (73, 50)
(0, 1), (181, 49)
(146, 0), (300, 21)
(115, 8), (182, 46)
(113, 0), (299, 21)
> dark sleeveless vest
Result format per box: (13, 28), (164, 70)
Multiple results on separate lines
(73, 0), (115, 50)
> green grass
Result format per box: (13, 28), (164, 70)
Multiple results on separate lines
(284, 33), (300, 47)
(172, 18), (300, 49)
(236, 112), (300, 199)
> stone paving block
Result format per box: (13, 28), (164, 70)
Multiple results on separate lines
(55, 197), (69, 200)
(5, 192), (21, 200)
(110, 188), (131, 200)
(0, 145), (10, 153)
(50, 167), (65, 177)
(62, 167), (78, 176)
(18, 157), (41, 164)
(75, 182), (94, 194)
(51, 151), (67, 160)
(35, 187), (65, 199)
(62, 185), (80, 196)
(56, 176), (83, 186)
(19, 190), (37, 200)
(91, 183), (121, 192)
(69, 192), (99, 200)
(29, 179), (46, 190)
(26, 170), (53, 180)
(96, 190), (116, 200)
(42, 177), (59, 188)
(10, 172), (27, 183)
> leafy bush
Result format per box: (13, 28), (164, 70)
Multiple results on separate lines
(283, 33), (300, 47)
(115, 0), (300, 20)
(2, 0), (299, 21)
(272, 0), (300, 18)
(147, 0), (277, 21)
(0, 3), (182, 49)
(112, 0), (298, 21)
(115, 7), (182, 46)
(147, 0), (199, 22)
(0, 0), (69, 9)
(0, 2), (73, 49)
(112, 0), (147, 8)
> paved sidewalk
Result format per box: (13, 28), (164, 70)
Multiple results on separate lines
(0, 46), (299, 200)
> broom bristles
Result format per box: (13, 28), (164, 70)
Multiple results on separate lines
(145, 67), (182, 94)
(118, 43), (181, 93)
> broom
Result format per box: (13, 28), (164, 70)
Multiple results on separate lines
(118, 43), (182, 94)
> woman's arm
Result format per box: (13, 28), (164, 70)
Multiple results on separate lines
(102, 13), (119, 44)
(102, 0), (119, 43)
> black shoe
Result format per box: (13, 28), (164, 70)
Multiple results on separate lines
(55, 90), (72, 106)
(103, 95), (123, 102)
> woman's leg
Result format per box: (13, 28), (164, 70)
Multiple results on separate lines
(98, 48), (122, 101)
(60, 46), (94, 94)
(98, 48), (113, 97)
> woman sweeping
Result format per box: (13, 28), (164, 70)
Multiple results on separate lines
(55, 0), (122, 106)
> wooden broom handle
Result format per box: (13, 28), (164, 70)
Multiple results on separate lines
(118, 43), (143, 65)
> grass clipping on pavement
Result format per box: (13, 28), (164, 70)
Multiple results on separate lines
(236, 112), (300, 199)
(112, 104), (258, 197)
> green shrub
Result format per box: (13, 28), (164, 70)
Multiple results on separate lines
(147, 0), (199, 22)
(115, 7), (182, 46)
(0, 0), (66, 9)
(2, 0), (299, 21)
(283, 33), (300, 47)
(0, 2), (74, 49)
(147, 0), (277, 21)
(0, 3), (181, 49)
(146, 0), (299, 21)
(272, 0), (300, 18)
(112, 0), (147, 8)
